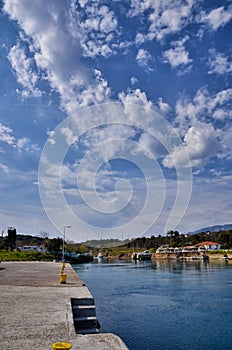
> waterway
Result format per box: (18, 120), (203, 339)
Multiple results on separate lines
(73, 259), (232, 350)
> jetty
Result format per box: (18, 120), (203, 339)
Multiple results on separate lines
(0, 261), (128, 350)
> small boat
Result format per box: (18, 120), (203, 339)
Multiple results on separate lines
(97, 252), (103, 259)
(94, 252), (108, 261)
(64, 252), (93, 263)
(132, 250), (152, 261)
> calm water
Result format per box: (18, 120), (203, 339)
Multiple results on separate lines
(73, 259), (232, 350)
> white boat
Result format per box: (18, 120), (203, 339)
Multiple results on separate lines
(97, 252), (103, 259)
(94, 252), (108, 261)
(132, 250), (152, 261)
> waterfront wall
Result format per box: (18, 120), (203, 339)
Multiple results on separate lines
(0, 261), (128, 350)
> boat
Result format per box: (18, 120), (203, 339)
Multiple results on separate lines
(64, 252), (93, 263)
(97, 252), (103, 259)
(132, 250), (152, 261)
(94, 252), (108, 261)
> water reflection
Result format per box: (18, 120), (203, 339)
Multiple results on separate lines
(153, 258), (210, 271)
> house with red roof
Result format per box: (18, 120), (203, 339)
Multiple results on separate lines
(194, 241), (221, 251)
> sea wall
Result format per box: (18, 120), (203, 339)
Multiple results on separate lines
(0, 261), (128, 350)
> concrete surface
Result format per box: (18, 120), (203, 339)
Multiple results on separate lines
(0, 261), (128, 350)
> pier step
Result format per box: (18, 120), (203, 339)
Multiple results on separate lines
(71, 297), (94, 306)
(71, 297), (101, 334)
(72, 305), (96, 317)
(76, 328), (100, 334)
(74, 316), (97, 322)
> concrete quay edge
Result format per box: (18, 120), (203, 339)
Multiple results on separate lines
(0, 261), (128, 350)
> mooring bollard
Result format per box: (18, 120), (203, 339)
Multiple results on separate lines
(52, 341), (72, 349)
(59, 270), (67, 284)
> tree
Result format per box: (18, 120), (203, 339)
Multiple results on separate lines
(45, 237), (63, 253)
(40, 231), (50, 239)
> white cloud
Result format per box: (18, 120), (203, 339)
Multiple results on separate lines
(17, 137), (30, 151)
(136, 49), (153, 69)
(129, 0), (194, 42)
(0, 122), (39, 154)
(130, 76), (138, 85)
(200, 5), (232, 31)
(0, 163), (9, 173)
(221, 126), (232, 160)
(3, 0), (111, 112)
(39, 101), (192, 237)
(183, 123), (220, 166)
(135, 32), (146, 46)
(8, 43), (42, 98)
(16, 137), (39, 153)
(163, 36), (192, 68)
(207, 48), (232, 75)
(173, 87), (232, 168)
(179, 175), (232, 233)
(163, 122), (220, 168)
(0, 123), (15, 145)
(158, 98), (170, 114)
(175, 87), (232, 133)
(136, 132), (167, 159)
(78, 3), (119, 58)
(119, 88), (152, 109)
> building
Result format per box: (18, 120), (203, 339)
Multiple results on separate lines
(21, 246), (46, 252)
(156, 241), (221, 254)
(194, 241), (221, 251)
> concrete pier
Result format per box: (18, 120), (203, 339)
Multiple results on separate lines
(0, 261), (128, 350)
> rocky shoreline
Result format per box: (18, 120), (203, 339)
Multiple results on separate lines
(107, 251), (231, 261)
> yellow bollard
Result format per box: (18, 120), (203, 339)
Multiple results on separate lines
(62, 261), (65, 270)
(59, 271), (67, 284)
(52, 342), (72, 349)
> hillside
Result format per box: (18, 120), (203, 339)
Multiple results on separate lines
(190, 224), (232, 235)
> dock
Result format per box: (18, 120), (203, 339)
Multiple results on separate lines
(0, 261), (128, 350)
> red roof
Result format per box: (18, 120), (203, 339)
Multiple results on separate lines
(194, 241), (219, 247)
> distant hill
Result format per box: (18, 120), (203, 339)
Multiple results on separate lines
(82, 238), (131, 248)
(190, 224), (232, 235)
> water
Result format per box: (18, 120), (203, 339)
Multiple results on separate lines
(72, 260), (232, 350)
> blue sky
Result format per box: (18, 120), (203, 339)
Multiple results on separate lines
(0, 0), (231, 242)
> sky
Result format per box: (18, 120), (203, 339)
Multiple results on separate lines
(0, 0), (232, 243)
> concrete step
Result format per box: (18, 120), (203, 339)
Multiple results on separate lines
(72, 305), (96, 318)
(74, 316), (98, 322)
(74, 317), (99, 331)
(76, 328), (100, 334)
(72, 304), (96, 309)
(71, 297), (101, 334)
(71, 297), (94, 306)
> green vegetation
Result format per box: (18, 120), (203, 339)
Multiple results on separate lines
(0, 250), (55, 261)
(126, 229), (232, 251)
(208, 250), (232, 255)
(1, 228), (232, 261)
(83, 238), (130, 248)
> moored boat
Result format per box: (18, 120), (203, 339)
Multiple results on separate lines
(94, 252), (109, 261)
(132, 250), (152, 261)
(97, 252), (103, 259)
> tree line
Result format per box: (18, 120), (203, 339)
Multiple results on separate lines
(126, 230), (232, 250)
(1, 228), (232, 252)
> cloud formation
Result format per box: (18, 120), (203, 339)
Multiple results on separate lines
(163, 36), (192, 68)
(1, 0), (232, 239)
(207, 49), (232, 75)
(200, 5), (232, 30)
